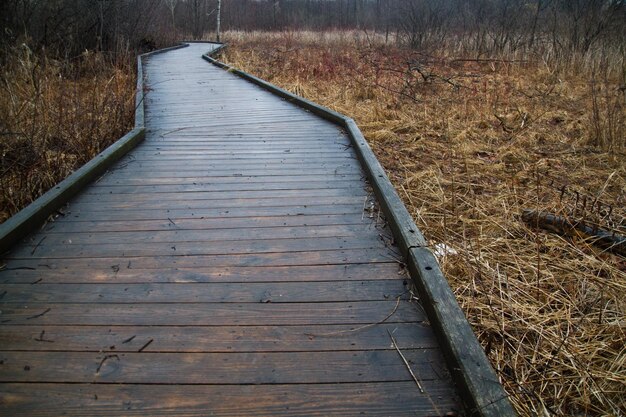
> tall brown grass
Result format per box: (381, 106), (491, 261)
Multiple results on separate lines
(222, 30), (625, 416)
(0, 43), (135, 222)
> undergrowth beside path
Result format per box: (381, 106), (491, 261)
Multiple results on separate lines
(0, 45), (135, 222)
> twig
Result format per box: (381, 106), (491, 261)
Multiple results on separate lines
(34, 330), (54, 343)
(26, 308), (51, 320)
(450, 58), (530, 64)
(387, 329), (424, 393)
(388, 330), (445, 415)
(160, 127), (188, 137)
(305, 296), (401, 337)
(30, 236), (46, 255)
(96, 354), (119, 373)
(138, 338), (153, 352)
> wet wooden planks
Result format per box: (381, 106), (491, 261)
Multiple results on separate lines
(0, 43), (462, 416)
(1, 383), (458, 416)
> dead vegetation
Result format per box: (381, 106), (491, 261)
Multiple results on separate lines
(0, 44), (135, 222)
(222, 30), (625, 416)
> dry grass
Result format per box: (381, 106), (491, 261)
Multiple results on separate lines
(0, 44), (135, 222)
(222, 30), (626, 416)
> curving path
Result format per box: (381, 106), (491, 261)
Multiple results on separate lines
(0, 43), (462, 415)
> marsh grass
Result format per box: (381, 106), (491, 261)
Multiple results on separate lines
(0, 44), (135, 222)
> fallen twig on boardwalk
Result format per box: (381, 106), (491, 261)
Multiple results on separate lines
(26, 308), (50, 320)
(138, 338), (153, 352)
(304, 296), (401, 338)
(387, 328), (424, 393)
(96, 354), (120, 373)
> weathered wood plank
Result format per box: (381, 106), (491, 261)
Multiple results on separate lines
(0, 350), (448, 384)
(7, 236), (390, 259)
(0, 322), (435, 352)
(127, 151), (351, 158)
(135, 143), (351, 151)
(86, 181), (364, 194)
(32, 214), (373, 233)
(93, 174), (364, 187)
(52, 204), (368, 222)
(100, 167), (361, 178)
(69, 188), (368, 203)
(0, 382), (460, 416)
(0, 280), (407, 303)
(97, 173), (363, 185)
(1, 248), (398, 269)
(0, 263), (403, 284)
(0, 300), (422, 325)
(103, 155), (357, 163)
(21, 224), (381, 245)
(104, 162), (359, 171)
(66, 195), (369, 211)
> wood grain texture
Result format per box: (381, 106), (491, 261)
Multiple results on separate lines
(2, 248), (399, 268)
(0, 42), (463, 416)
(0, 350), (449, 383)
(0, 382), (461, 416)
(24, 224), (382, 245)
(0, 280), (408, 303)
(0, 323), (437, 352)
(33, 213), (372, 233)
(0, 263), (403, 284)
(0, 300), (422, 325)
(7, 235), (389, 259)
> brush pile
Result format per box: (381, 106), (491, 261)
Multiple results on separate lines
(223, 30), (625, 416)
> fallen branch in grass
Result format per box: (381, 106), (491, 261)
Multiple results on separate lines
(450, 58), (531, 64)
(521, 209), (626, 257)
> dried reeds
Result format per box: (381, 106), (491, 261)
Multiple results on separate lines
(0, 43), (135, 222)
(222, 30), (626, 416)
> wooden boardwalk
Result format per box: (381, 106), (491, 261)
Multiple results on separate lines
(0, 43), (462, 415)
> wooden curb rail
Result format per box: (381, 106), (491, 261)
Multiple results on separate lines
(202, 43), (516, 417)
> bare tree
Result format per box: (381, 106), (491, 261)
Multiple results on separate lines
(216, 0), (222, 41)
(164, 0), (178, 31)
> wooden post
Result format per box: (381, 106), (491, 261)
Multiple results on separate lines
(216, 0), (221, 42)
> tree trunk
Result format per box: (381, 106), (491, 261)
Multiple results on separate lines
(216, 0), (221, 42)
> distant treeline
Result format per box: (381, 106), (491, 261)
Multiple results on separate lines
(1, 0), (625, 56)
